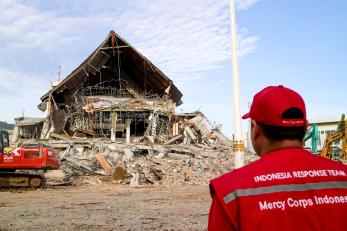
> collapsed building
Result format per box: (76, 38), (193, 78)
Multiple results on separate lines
(10, 30), (232, 149)
(32, 31), (183, 143)
(10, 31), (230, 147)
(9, 31), (254, 186)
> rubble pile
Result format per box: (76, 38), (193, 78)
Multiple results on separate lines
(48, 141), (258, 186)
(16, 111), (258, 187)
(165, 113), (232, 146)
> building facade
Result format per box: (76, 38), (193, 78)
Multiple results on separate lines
(304, 116), (341, 152)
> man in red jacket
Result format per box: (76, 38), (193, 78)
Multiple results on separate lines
(208, 85), (347, 231)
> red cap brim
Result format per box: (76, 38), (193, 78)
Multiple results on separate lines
(242, 113), (250, 119)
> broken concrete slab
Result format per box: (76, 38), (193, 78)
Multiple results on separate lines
(164, 134), (183, 145)
(189, 115), (211, 136)
(44, 170), (66, 185)
(124, 148), (134, 161)
(156, 152), (165, 159)
(64, 157), (104, 175)
(50, 132), (70, 141)
(130, 172), (140, 187)
(184, 126), (197, 140)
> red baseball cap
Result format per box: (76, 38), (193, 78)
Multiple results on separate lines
(242, 85), (306, 127)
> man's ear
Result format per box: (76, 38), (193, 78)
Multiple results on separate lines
(251, 120), (261, 140)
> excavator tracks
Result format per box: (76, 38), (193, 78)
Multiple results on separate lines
(0, 172), (46, 188)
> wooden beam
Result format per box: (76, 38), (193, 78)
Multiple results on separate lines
(95, 154), (112, 175)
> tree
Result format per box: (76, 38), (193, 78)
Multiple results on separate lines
(0, 121), (14, 130)
(337, 114), (345, 131)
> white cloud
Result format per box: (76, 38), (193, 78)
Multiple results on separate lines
(0, 3), (114, 50)
(237, 28), (260, 57)
(0, 67), (47, 93)
(236, 0), (262, 10)
(0, 0), (261, 120)
(113, 0), (260, 84)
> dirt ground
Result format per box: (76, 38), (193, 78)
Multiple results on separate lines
(0, 183), (211, 231)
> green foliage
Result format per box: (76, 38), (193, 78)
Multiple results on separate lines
(0, 121), (14, 130)
(337, 114), (345, 131)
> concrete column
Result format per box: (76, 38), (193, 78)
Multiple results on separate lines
(125, 119), (132, 144)
(111, 112), (117, 142)
(11, 126), (19, 143)
(172, 122), (179, 136)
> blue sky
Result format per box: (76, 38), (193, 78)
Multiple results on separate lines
(0, 0), (346, 137)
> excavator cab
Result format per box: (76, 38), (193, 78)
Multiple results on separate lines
(0, 130), (9, 153)
(0, 131), (59, 187)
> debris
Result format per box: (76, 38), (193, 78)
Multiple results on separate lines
(75, 129), (96, 137)
(164, 134), (183, 145)
(60, 145), (73, 160)
(156, 152), (165, 159)
(184, 126), (197, 140)
(12, 136), (259, 187)
(196, 164), (204, 174)
(130, 172), (140, 187)
(146, 135), (155, 144)
(113, 166), (127, 181)
(189, 115), (210, 136)
(43, 137), (257, 186)
(64, 157), (104, 175)
(50, 132), (70, 141)
(95, 154), (113, 175)
(44, 170), (66, 185)
(167, 153), (189, 159)
(124, 148), (134, 161)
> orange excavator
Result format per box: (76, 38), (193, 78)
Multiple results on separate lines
(321, 119), (347, 162)
(0, 130), (60, 187)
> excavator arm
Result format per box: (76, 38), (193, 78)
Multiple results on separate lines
(340, 125), (347, 160)
(304, 124), (319, 153)
(321, 131), (343, 159)
(321, 119), (347, 161)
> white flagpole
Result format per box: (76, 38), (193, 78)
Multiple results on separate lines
(229, 0), (244, 168)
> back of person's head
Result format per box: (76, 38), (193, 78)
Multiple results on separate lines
(243, 85), (307, 142)
(257, 108), (306, 142)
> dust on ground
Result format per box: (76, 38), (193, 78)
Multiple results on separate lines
(0, 183), (211, 231)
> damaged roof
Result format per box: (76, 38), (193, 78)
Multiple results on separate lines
(40, 31), (183, 106)
(14, 117), (45, 126)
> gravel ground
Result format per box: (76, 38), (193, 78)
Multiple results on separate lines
(0, 183), (211, 230)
